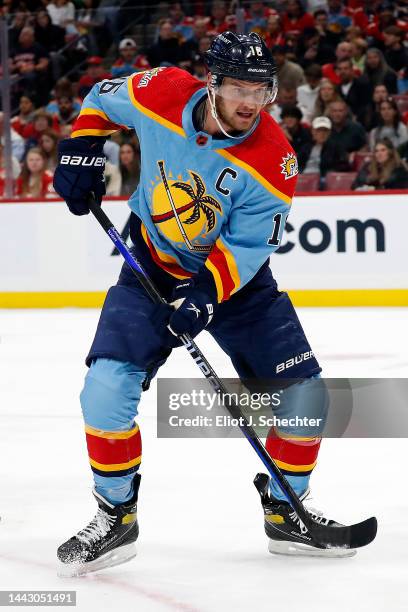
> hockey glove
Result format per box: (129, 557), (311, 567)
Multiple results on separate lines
(166, 269), (218, 347)
(53, 137), (106, 215)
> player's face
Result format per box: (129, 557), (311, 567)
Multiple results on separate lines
(215, 78), (268, 132)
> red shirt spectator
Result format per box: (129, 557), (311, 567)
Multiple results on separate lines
(281, 0), (314, 37)
(15, 148), (55, 199)
(22, 111), (60, 142)
(264, 13), (286, 49)
(322, 41), (361, 85)
(78, 57), (111, 101)
(11, 94), (36, 137)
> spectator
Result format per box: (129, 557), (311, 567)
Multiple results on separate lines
(369, 98), (408, 150)
(147, 19), (184, 67)
(313, 9), (342, 50)
(9, 11), (29, 49)
(15, 148), (55, 199)
(104, 140), (120, 167)
(362, 83), (390, 131)
(352, 138), (408, 190)
(78, 56), (111, 100)
(22, 111), (59, 148)
(74, 0), (107, 56)
(281, 0), (315, 37)
(0, 140), (21, 198)
(34, 10), (65, 53)
(336, 58), (370, 120)
(313, 78), (342, 117)
(350, 37), (367, 73)
(0, 112), (25, 162)
(302, 116), (350, 181)
(264, 13), (285, 49)
(361, 48), (397, 95)
(10, 26), (50, 105)
(297, 64), (322, 124)
(267, 86), (298, 122)
(245, 2), (272, 36)
(208, 1), (229, 34)
(105, 161), (122, 196)
(383, 26), (408, 74)
(46, 0), (76, 33)
(46, 77), (82, 114)
(180, 18), (209, 65)
(327, 99), (367, 153)
(169, 2), (194, 40)
(272, 45), (305, 90)
(280, 106), (312, 171)
(296, 26), (336, 69)
(327, 0), (352, 32)
(322, 40), (356, 85)
(54, 96), (78, 129)
(119, 142), (140, 196)
(111, 39), (150, 78)
(38, 130), (59, 172)
(11, 94), (36, 137)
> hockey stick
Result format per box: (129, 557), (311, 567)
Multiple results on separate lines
(89, 198), (377, 550)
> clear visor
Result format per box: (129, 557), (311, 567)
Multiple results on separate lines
(214, 81), (276, 106)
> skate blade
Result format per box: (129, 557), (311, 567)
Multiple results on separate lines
(268, 539), (357, 558)
(57, 543), (137, 577)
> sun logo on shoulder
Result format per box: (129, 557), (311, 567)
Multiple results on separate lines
(280, 153), (298, 180)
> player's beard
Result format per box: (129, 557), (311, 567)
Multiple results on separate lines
(215, 95), (259, 134)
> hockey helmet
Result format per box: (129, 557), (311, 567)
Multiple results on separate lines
(204, 31), (278, 104)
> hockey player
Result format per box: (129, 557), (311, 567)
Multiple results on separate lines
(53, 31), (353, 574)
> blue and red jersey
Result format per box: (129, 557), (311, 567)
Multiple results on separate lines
(71, 67), (298, 302)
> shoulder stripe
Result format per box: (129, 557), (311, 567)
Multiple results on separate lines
(71, 128), (117, 137)
(215, 148), (292, 205)
(79, 107), (111, 121)
(127, 76), (186, 138)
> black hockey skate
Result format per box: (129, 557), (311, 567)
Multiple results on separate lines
(254, 473), (356, 558)
(57, 474), (140, 576)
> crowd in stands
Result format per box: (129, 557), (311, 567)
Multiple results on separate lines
(1, 0), (408, 199)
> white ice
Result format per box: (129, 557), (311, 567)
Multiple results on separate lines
(0, 308), (407, 612)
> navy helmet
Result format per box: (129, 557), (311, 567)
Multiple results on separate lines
(204, 31), (277, 93)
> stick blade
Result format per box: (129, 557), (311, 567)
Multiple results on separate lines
(311, 516), (377, 550)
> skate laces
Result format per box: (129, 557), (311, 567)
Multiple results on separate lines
(288, 492), (330, 534)
(76, 508), (116, 544)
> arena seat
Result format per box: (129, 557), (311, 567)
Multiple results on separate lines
(295, 173), (320, 193)
(325, 172), (357, 191)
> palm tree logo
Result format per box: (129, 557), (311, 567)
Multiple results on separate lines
(173, 171), (222, 234)
(156, 160), (222, 252)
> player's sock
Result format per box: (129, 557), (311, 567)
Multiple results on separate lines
(84, 423), (142, 504)
(265, 428), (321, 501)
(57, 474), (141, 576)
(254, 473), (356, 558)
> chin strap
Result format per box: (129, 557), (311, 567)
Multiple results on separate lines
(206, 85), (258, 140)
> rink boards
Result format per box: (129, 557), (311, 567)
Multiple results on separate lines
(0, 192), (407, 307)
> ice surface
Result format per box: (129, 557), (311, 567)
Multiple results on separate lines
(0, 308), (407, 612)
